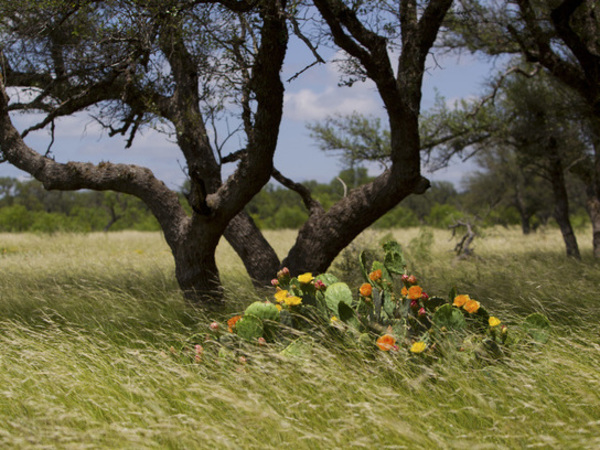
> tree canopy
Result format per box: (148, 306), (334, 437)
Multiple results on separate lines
(0, 0), (458, 304)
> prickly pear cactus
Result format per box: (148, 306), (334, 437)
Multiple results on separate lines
(432, 304), (467, 331)
(324, 282), (353, 315)
(523, 312), (551, 344)
(235, 314), (264, 341)
(244, 301), (280, 322)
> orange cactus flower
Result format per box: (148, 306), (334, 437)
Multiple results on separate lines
(227, 315), (242, 333)
(453, 294), (470, 308)
(376, 334), (397, 351)
(407, 285), (423, 300)
(369, 269), (382, 281)
(359, 283), (373, 297)
(401, 286), (408, 296)
(464, 299), (481, 314)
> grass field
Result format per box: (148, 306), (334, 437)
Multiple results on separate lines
(1, 227), (599, 448)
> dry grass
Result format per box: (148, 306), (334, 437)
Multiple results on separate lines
(0, 227), (599, 448)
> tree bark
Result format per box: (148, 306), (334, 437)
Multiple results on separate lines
(225, 211), (280, 286)
(282, 172), (429, 274)
(547, 139), (581, 259)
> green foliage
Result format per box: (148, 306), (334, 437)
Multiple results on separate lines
(0, 231), (598, 448)
(244, 301), (280, 322)
(221, 238), (550, 362)
(523, 312), (551, 344)
(235, 314), (264, 341)
(0, 178), (160, 232)
(324, 282), (354, 315)
(432, 304), (467, 331)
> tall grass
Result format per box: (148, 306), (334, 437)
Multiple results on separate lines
(0, 228), (599, 448)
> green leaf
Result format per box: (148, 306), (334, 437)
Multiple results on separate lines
(383, 240), (406, 274)
(244, 301), (280, 322)
(338, 302), (361, 330)
(523, 313), (551, 344)
(358, 251), (369, 282)
(371, 261), (391, 284)
(281, 338), (311, 358)
(432, 304), (467, 331)
(448, 286), (458, 303)
(423, 296), (447, 312)
(316, 273), (339, 287)
(324, 282), (353, 315)
(235, 314), (264, 341)
(382, 290), (396, 319)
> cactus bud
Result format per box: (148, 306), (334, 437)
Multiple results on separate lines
(258, 337), (267, 346)
(314, 279), (326, 290)
(401, 274), (410, 283)
(271, 278), (279, 286)
(410, 299), (419, 310)
(209, 321), (219, 332)
(407, 275), (417, 285)
(418, 307), (426, 318)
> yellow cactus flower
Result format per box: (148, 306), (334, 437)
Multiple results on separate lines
(298, 273), (314, 284)
(284, 296), (302, 306)
(453, 294), (470, 307)
(330, 316), (339, 324)
(489, 316), (501, 327)
(274, 289), (289, 303)
(410, 341), (427, 354)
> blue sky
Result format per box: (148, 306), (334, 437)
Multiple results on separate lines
(1, 38), (500, 191)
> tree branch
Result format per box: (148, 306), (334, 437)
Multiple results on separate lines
(272, 168), (325, 216)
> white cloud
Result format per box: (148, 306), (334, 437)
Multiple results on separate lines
(284, 84), (381, 121)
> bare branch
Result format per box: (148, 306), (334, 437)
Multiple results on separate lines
(272, 168), (325, 217)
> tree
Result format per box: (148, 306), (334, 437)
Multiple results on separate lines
(0, 0), (288, 303)
(0, 0), (455, 304)
(446, 0), (600, 256)
(461, 147), (554, 233)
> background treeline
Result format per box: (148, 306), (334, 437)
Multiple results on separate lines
(0, 166), (589, 233)
(0, 177), (161, 232)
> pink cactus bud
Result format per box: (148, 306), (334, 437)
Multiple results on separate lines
(418, 307), (426, 317)
(258, 337), (267, 346)
(401, 274), (410, 283)
(209, 321), (219, 332)
(410, 299), (419, 309)
(195, 344), (203, 355)
(281, 267), (290, 276)
(271, 278), (279, 286)
(407, 275), (417, 285)
(314, 279), (326, 290)
(422, 292), (429, 301)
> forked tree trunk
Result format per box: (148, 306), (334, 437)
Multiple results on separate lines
(225, 211), (280, 286)
(282, 172), (429, 274)
(172, 226), (224, 305)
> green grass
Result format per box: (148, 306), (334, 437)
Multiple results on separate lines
(0, 228), (599, 448)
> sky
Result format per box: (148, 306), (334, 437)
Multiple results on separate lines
(1, 35), (502, 192)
